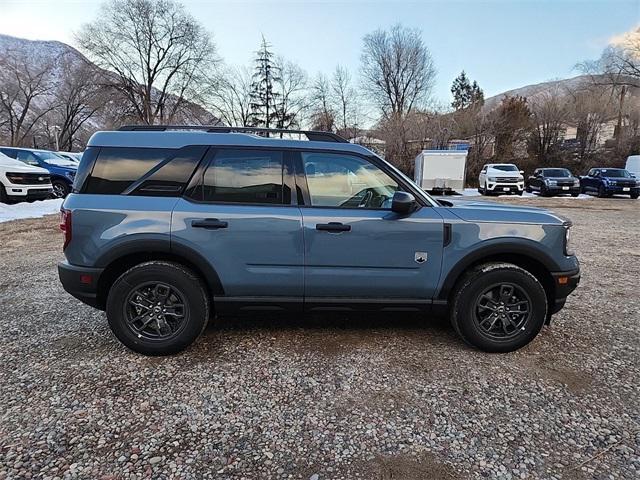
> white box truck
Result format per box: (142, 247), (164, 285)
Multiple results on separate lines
(414, 150), (468, 194)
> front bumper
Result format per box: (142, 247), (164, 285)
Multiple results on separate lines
(545, 186), (581, 195)
(6, 185), (53, 199)
(549, 269), (580, 314)
(58, 261), (104, 309)
(487, 182), (524, 194)
(604, 185), (640, 195)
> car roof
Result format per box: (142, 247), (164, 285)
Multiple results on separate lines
(87, 131), (375, 156)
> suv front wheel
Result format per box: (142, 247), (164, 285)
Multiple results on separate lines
(450, 263), (547, 352)
(106, 261), (210, 355)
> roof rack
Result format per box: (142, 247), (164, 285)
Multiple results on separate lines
(117, 125), (349, 143)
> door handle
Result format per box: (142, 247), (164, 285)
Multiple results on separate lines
(192, 218), (228, 229)
(316, 222), (351, 232)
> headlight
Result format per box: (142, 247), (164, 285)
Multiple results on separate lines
(488, 177), (496, 182)
(546, 179), (557, 186)
(66, 171), (76, 179)
(564, 227), (574, 256)
(573, 179), (580, 187)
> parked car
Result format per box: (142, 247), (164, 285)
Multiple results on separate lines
(625, 155), (640, 178)
(0, 147), (77, 198)
(56, 151), (82, 164)
(0, 152), (53, 203)
(58, 126), (580, 356)
(478, 163), (524, 195)
(580, 168), (639, 199)
(525, 168), (581, 197)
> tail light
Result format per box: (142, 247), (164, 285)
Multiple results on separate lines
(60, 208), (72, 250)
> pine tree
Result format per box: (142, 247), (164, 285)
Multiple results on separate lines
(249, 36), (281, 129)
(451, 71), (484, 110)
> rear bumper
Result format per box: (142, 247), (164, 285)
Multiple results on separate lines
(58, 261), (104, 309)
(550, 269), (580, 314)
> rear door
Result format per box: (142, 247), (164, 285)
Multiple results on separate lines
(296, 150), (444, 304)
(171, 148), (304, 311)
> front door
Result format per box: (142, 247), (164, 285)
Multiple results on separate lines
(296, 151), (444, 304)
(171, 148), (304, 310)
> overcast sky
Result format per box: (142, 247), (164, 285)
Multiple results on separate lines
(0, 0), (638, 102)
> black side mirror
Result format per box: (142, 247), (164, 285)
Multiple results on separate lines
(391, 191), (417, 214)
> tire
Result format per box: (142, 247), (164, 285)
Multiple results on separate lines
(525, 184), (532, 193)
(483, 182), (492, 196)
(52, 179), (70, 198)
(631, 192), (639, 200)
(571, 193), (579, 198)
(0, 184), (7, 204)
(540, 185), (550, 197)
(106, 261), (210, 356)
(597, 185), (607, 198)
(450, 263), (547, 353)
(517, 190), (523, 196)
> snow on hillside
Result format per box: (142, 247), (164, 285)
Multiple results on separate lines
(0, 199), (63, 223)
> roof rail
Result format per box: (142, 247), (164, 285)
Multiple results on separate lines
(117, 125), (349, 143)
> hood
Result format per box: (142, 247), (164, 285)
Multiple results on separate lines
(438, 198), (567, 226)
(544, 176), (578, 181)
(0, 157), (49, 174)
(486, 168), (521, 176)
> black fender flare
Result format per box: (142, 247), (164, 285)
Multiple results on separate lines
(436, 240), (560, 300)
(95, 235), (224, 295)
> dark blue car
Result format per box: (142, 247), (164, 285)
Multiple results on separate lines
(580, 168), (639, 199)
(0, 147), (78, 198)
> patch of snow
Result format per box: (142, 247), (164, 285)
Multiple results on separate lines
(459, 188), (594, 199)
(0, 199), (63, 223)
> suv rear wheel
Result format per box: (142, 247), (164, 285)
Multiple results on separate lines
(450, 263), (547, 352)
(106, 261), (209, 355)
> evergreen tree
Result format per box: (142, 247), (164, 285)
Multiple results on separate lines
(249, 36), (281, 129)
(451, 71), (484, 110)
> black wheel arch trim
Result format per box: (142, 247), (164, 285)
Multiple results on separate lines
(436, 241), (561, 301)
(94, 236), (224, 296)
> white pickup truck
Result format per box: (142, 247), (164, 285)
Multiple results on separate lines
(414, 150), (467, 194)
(0, 152), (53, 203)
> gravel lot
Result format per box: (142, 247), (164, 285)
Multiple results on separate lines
(0, 196), (638, 480)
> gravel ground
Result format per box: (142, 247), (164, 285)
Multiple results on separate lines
(0, 196), (638, 480)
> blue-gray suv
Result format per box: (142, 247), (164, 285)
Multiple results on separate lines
(58, 126), (580, 355)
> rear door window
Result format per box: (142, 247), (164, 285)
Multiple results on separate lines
(190, 149), (286, 204)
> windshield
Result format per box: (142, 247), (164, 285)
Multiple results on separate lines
(38, 151), (77, 167)
(544, 169), (571, 177)
(600, 169), (631, 178)
(490, 165), (518, 172)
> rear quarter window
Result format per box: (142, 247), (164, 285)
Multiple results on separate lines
(81, 146), (206, 196)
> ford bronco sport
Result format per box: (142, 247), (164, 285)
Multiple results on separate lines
(58, 126), (580, 356)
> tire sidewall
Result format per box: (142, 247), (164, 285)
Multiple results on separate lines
(452, 266), (547, 353)
(106, 262), (209, 355)
(52, 179), (70, 198)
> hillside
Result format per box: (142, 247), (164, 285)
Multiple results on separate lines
(483, 74), (639, 111)
(0, 34), (220, 146)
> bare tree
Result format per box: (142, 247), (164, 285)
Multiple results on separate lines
(309, 73), (335, 131)
(273, 57), (308, 129)
(0, 50), (56, 146)
(76, 0), (218, 125)
(528, 88), (570, 163)
(566, 84), (614, 160)
(331, 65), (363, 139)
(361, 24), (436, 118)
(53, 55), (109, 151)
(209, 66), (253, 127)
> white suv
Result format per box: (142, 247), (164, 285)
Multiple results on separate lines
(478, 163), (524, 196)
(0, 152), (53, 203)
